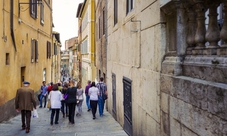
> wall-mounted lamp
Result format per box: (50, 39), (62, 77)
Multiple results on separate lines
(18, 0), (42, 17)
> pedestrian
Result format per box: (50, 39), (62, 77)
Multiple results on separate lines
(96, 77), (108, 117)
(47, 82), (53, 94)
(15, 81), (36, 133)
(76, 82), (84, 116)
(48, 84), (63, 125)
(61, 82), (69, 118)
(65, 80), (77, 124)
(85, 80), (91, 111)
(39, 81), (48, 108)
(88, 81), (99, 119)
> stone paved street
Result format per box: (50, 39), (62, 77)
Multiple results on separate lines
(0, 100), (127, 136)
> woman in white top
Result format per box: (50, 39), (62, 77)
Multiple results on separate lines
(48, 84), (63, 125)
(88, 82), (99, 119)
(76, 82), (84, 116)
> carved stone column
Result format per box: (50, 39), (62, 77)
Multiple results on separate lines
(186, 6), (196, 54)
(218, 1), (227, 55)
(220, 2), (227, 47)
(205, 3), (220, 48)
(204, 2), (220, 55)
(194, 0), (206, 49)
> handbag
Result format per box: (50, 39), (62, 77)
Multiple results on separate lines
(64, 94), (68, 99)
(47, 100), (51, 108)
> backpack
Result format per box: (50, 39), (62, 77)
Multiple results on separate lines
(97, 83), (107, 100)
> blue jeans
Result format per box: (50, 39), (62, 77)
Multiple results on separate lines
(39, 95), (46, 108)
(98, 96), (105, 116)
(86, 94), (91, 109)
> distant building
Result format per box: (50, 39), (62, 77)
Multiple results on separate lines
(65, 37), (79, 80)
(52, 32), (61, 83)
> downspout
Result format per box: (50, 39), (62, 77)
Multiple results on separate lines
(131, 19), (141, 68)
(10, 0), (17, 51)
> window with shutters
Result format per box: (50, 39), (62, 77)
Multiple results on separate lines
(99, 17), (101, 39)
(40, 3), (44, 25)
(31, 39), (38, 63)
(103, 7), (105, 35)
(126, 0), (134, 14)
(54, 43), (57, 55)
(6, 53), (9, 65)
(30, 0), (38, 19)
(114, 0), (118, 25)
(81, 39), (88, 54)
(47, 41), (51, 59)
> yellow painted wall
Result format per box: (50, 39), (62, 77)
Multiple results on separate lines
(0, 0), (53, 106)
(80, 0), (96, 87)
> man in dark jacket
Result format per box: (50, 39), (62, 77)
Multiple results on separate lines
(15, 81), (36, 133)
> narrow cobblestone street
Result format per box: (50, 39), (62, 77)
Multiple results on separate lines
(0, 100), (127, 136)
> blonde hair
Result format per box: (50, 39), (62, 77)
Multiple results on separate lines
(77, 82), (82, 89)
(70, 80), (75, 87)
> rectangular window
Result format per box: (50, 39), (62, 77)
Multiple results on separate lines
(81, 39), (88, 54)
(6, 53), (9, 65)
(47, 41), (51, 59)
(30, 0), (38, 18)
(35, 40), (38, 62)
(40, 3), (44, 25)
(114, 0), (118, 25)
(54, 43), (57, 55)
(31, 39), (38, 63)
(99, 17), (101, 39)
(126, 0), (134, 14)
(103, 7), (105, 35)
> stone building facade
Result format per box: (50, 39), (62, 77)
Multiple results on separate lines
(76, 0), (96, 87)
(95, 0), (107, 80)
(160, 0), (227, 135)
(0, 0), (53, 122)
(52, 32), (61, 83)
(106, 0), (227, 136)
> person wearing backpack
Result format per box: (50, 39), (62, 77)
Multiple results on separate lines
(96, 77), (108, 117)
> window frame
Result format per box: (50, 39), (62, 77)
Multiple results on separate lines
(126, 0), (134, 15)
(103, 7), (105, 35)
(30, 0), (38, 19)
(40, 3), (44, 25)
(114, 0), (118, 25)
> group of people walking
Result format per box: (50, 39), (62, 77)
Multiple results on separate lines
(14, 77), (107, 133)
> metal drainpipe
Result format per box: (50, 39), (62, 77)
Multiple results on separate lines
(10, 0), (17, 51)
(131, 18), (141, 68)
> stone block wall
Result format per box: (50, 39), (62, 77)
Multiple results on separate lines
(160, 75), (227, 136)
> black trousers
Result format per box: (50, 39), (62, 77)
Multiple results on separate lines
(68, 103), (76, 123)
(21, 110), (31, 129)
(51, 109), (60, 123)
(90, 100), (98, 118)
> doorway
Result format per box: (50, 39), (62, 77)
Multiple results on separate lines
(112, 73), (117, 120)
(123, 77), (132, 136)
(21, 67), (25, 87)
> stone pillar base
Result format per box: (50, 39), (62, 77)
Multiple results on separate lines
(217, 47), (227, 55)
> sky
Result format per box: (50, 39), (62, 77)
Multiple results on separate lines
(53, 0), (84, 50)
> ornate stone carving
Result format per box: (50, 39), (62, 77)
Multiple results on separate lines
(220, 1), (227, 47)
(186, 7), (196, 48)
(205, 2), (221, 48)
(194, 0), (207, 48)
